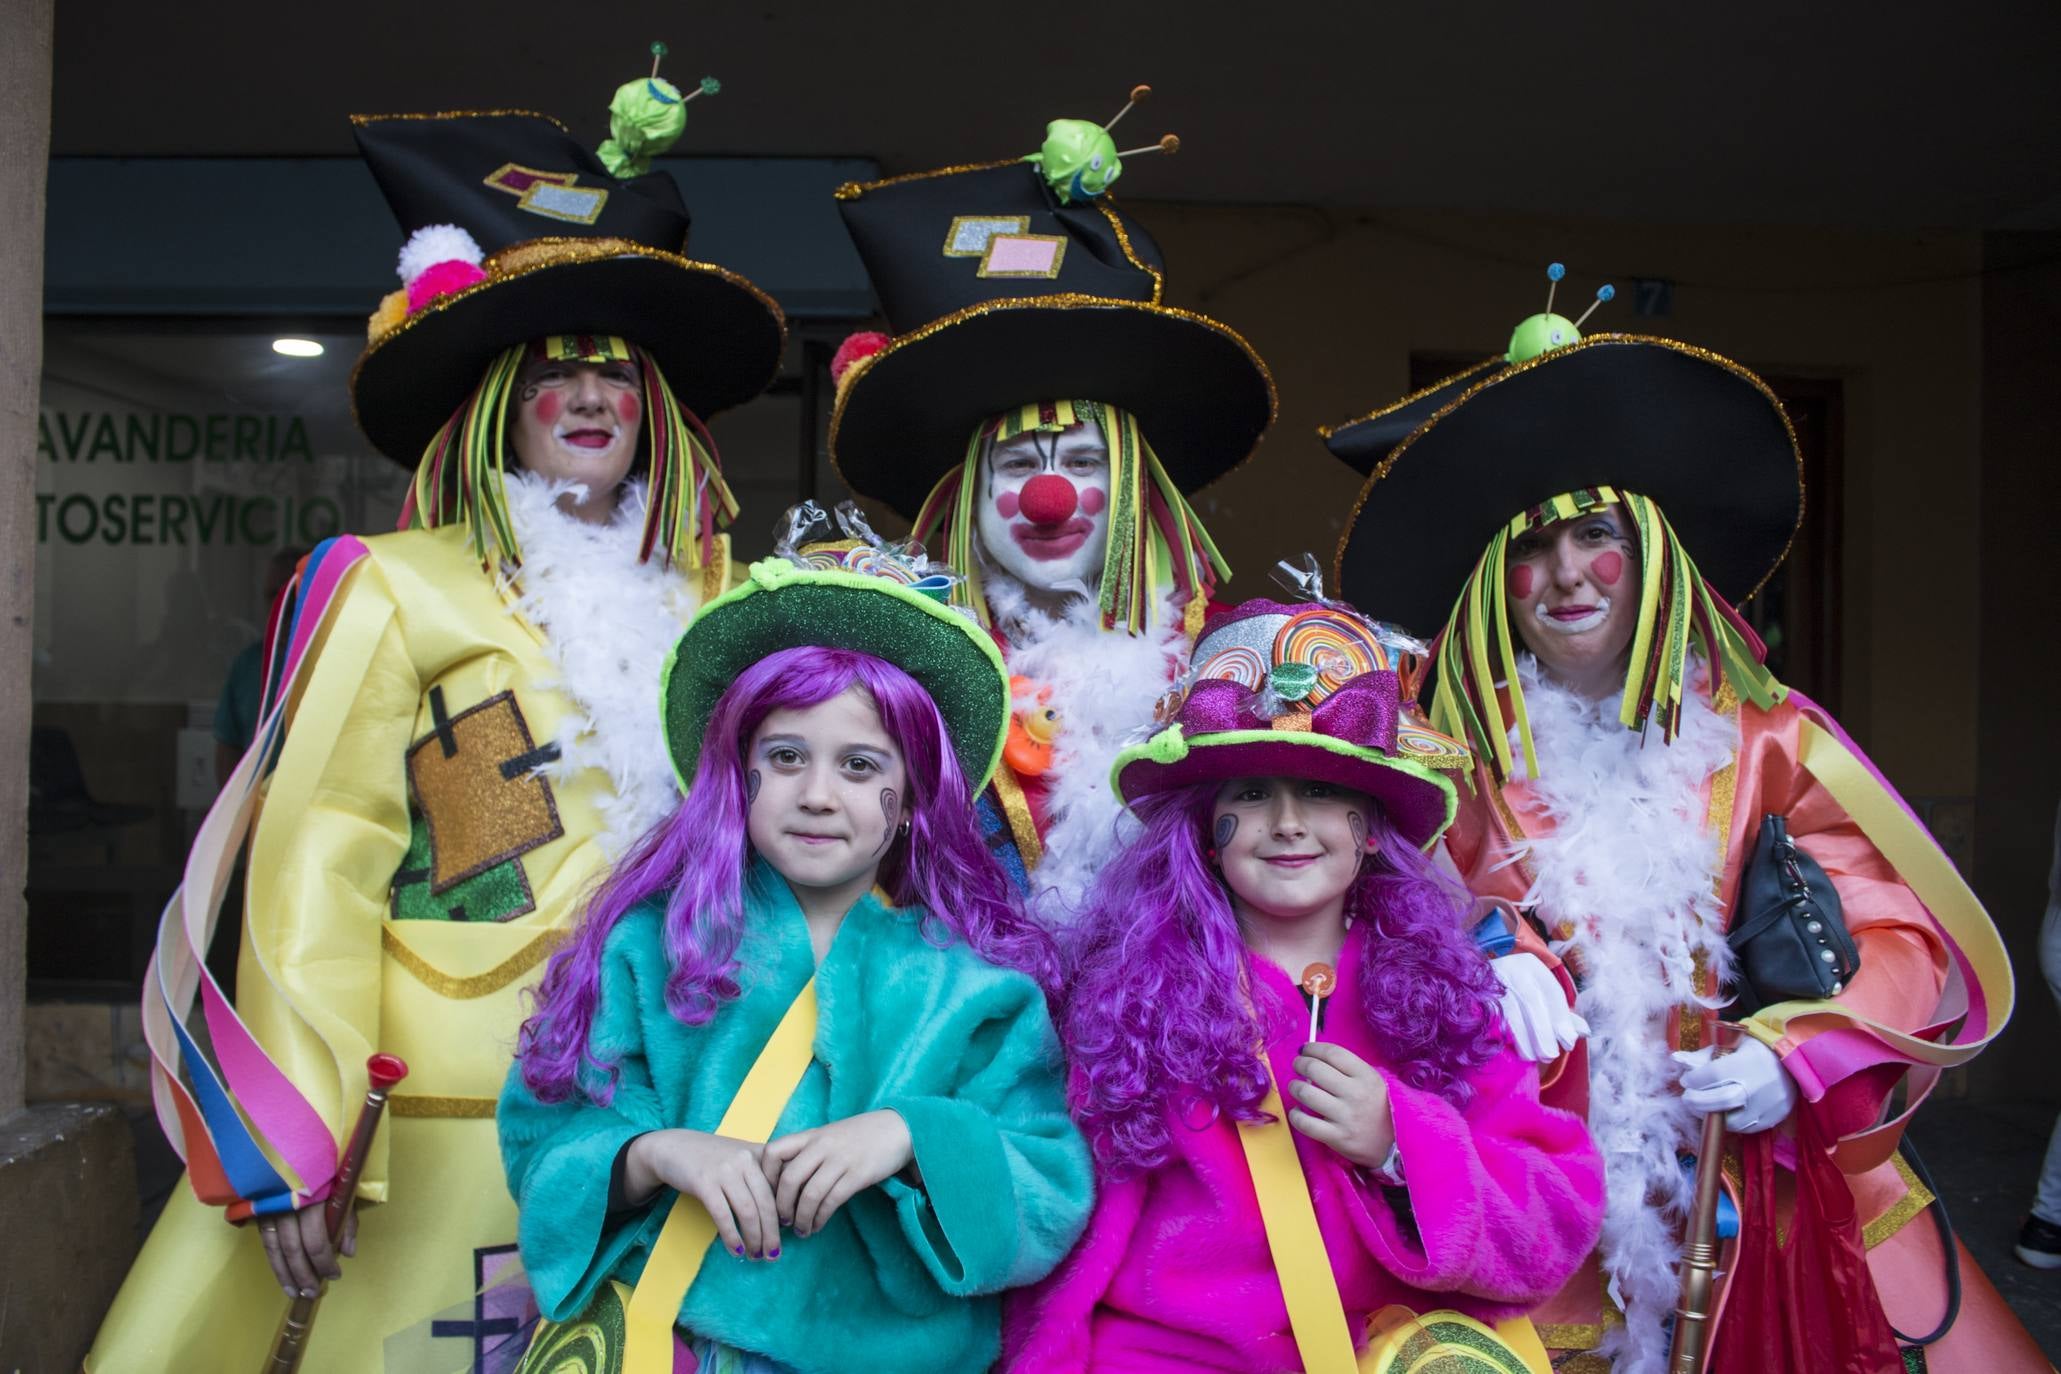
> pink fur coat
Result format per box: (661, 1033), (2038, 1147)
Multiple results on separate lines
(1003, 926), (1604, 1371)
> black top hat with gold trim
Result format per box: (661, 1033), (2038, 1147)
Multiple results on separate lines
(1324, 267), (1801, 635)
(349, 91), (786, 466)
(828, 99), (1275, 518)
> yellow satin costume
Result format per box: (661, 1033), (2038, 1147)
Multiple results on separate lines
(88, 523), (728, 1373)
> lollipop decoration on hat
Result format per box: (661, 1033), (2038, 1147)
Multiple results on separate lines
(598, 42), (722, 178)
(1112, 558), (1471, 849)
(1028, 84), (1181, 204)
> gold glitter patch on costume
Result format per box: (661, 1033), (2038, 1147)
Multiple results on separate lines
(1681, 681), (1744, 1048)
(942, 214), (1029, 257)
(989, 765), (1044, 871)
(1864, 1153), (1937, 1249)
(406, 689), (565, 892)
(381, 924), (570, 1000)
(389, 1094), (498, 1118)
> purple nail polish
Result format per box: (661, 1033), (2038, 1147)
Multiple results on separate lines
(733, 1245), (745, 1256)
(769, 1248), (781, 1259)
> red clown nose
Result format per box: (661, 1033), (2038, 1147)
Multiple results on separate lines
(1018, 474), (1079, 525)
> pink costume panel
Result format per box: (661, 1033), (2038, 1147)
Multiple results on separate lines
(1003, 924), (1603, 1372)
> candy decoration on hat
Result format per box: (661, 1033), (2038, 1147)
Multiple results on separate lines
(1301, 962), (1336, 1044)
(1028, 84), (1181, 204)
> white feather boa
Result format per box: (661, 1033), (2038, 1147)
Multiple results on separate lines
(499, 474), (701, 857)
(983, 574), (1186, 926)
(1510, 657), (1736, 1374)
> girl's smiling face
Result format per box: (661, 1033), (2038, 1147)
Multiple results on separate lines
(745, 685), (909, 906)
(507, 350), (643, 494)
(1506, 504), (1641, 692)
(1210, 775), (1374, 931)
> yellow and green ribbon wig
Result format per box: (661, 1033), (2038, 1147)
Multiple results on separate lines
(909, 399), (1229, 636)
(1428, 486), (1784, 784)
(402, 338), (738, 570)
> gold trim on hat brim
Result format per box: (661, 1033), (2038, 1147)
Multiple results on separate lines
(350, 108), (572, 132)
(1316, 354), (1503, 440)
(1329, 332), (1805, 615)
(827, 294), (1279, 510)
(833, 157), (1024, 201)
(350, 237), (788, 461)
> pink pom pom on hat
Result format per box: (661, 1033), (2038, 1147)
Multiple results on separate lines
(406, 258), (488, 313)
(831, 330), (891, 389)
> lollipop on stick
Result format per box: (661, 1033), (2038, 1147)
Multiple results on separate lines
(1300, 963), (1337, 1044)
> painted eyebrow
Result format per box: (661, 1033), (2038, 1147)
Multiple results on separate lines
(756, 734), (809, 752)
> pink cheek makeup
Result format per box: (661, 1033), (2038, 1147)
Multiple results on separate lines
(1508, 563), (1536, 600)
(533, 392), (562, 425)
(1591, 550), (1625, 586)
(994, 490), (1020, 519)
(1079, 487), (1107, 515)
(616, 392), (641, 425)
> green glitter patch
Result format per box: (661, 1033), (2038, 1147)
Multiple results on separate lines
(388, 812), (536, 923)
(512, 1278), (628, 1373)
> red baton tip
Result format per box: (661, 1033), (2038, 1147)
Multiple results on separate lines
(366, 1054), (409, 1090)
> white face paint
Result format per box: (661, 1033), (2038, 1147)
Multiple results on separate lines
(974, 422), (1112, 596)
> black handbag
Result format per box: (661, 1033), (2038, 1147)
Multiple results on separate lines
(1725, 814), (1859, 1016)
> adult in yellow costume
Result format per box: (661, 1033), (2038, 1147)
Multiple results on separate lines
(88, 81), (785, 1374)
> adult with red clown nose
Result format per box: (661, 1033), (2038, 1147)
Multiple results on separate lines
(826, 93), (1277, 924)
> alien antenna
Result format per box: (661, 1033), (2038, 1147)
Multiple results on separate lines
(1572, 283), (1617, 330)
(1114, 133), (1180, 158)
(1103, 84), (1152, 132)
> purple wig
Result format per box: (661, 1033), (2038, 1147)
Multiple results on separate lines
(517, 644), (1061, 1105)
(1063, 782), (1505, 1175)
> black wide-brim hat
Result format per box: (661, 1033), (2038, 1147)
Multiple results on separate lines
(1329, 335), (1803, 636)
(829, 161), (1274, 517)
(349, 111), (786, 466)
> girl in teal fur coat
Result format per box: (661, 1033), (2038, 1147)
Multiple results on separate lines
(499, 549), (1090, 1374)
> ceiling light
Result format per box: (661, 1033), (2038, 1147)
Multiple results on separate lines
(272, 338), (324, 358)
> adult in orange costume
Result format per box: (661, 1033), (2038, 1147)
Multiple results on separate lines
(1324, 284), (2038, 1373)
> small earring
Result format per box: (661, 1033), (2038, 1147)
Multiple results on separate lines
(898, 818), (912, 837)
(1205, 845), (1219, 865)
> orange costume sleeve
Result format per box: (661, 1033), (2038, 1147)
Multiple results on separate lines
(1721, 696), (1951, 1149)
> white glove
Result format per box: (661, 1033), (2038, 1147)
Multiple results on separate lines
(1673, 1038), (1799, 1134)
(1489, 953), (1588, 1063)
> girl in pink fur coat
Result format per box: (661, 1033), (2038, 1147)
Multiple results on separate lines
(1003, 596), (1605, 1372)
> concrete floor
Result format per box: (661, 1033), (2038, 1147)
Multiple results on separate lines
(1907, 1099), (2061, 1367)
(121, 1099), (2061, 1366)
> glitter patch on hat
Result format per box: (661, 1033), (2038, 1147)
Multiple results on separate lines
(978, 233), (1067, 279)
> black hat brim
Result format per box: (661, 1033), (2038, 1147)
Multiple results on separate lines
(1331, 335), (1802, 636)
(830, 296), (1276, 519)
(1320, 356), (1503, 478)
(351, 244), (786, 465)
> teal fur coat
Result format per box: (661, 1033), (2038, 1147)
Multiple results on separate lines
(498, 861), (1092, 1373)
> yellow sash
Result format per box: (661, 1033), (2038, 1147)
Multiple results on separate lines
(617, 976), (820, 1374)
(1237, 1063), (1550, 1374)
